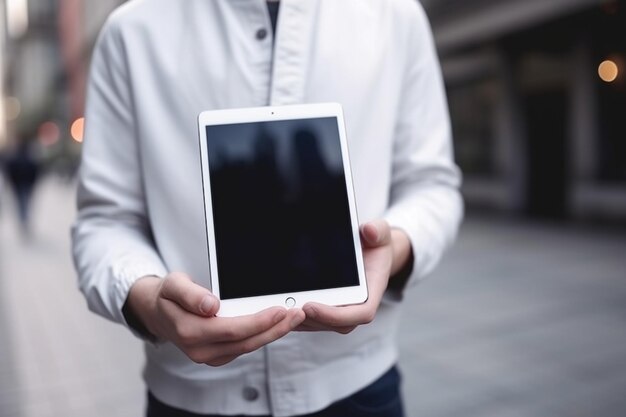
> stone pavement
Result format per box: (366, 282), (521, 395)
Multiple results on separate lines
(1, 177), (626, 417)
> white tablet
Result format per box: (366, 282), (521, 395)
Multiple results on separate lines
(197, 103), (368, 316)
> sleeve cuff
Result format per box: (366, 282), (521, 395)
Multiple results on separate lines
(110, 256), (168, 338)
(382, 191), (463, 304)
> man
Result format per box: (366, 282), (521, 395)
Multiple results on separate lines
(72, 1), (463, 416)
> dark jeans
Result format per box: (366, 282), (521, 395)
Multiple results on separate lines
(147, 366), (404, 417)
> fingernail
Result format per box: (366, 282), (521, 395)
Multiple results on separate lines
(200, 295), (214, 315)
(273, 309), (287, 324)
(361, 223), (376, 244)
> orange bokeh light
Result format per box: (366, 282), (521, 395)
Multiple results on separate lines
(598, 60), (619, 83)
(71, 117), (85, 142)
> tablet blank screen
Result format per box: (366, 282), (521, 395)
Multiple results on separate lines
(206, 117), (360, 300)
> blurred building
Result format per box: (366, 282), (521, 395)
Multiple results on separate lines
(1, 0), (123, 153)
(423, 0), (626, 222)
(0, 2), (6, 147)
(4, 0), (624, 223)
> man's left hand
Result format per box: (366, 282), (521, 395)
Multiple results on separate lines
(297, 219), (410, 334)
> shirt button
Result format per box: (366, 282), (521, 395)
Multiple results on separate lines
(255, 28), (268, 40)
(243, 386), (259, 401)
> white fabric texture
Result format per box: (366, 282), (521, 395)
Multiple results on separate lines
(71, 0), (463, 415)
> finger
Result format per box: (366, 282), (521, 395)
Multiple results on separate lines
(294, 323), (317, 331)
(295, 316), (340, 331)
(158, 303), (290, 347)
(294, 321), (356, 334)
(197, 307), (292, 343)
(302, 302), (375, 328)
(203, 354), (238, 367)
(205, 309), (305, 365)
(363, 247), (394, 285)
(160, 272), (219, 317)
(360, 219), (391, 248)
(294, 320), (326, 331)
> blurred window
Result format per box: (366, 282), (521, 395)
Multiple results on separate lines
(597, 68), (626, 182)
(594, 3), (626, 182)
(448, 78), (498, 177)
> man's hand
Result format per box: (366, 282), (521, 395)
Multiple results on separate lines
(297, 219), (412, 334)
(125, 273), (305, 366)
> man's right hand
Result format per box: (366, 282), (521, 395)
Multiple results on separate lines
(125, 272), (305, 366)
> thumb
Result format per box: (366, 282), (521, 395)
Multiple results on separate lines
(360, 219), (391, 248)
(160, 272), (220, 316)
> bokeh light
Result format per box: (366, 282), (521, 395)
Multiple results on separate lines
(6, 0), (29, 38)
(598, 59), (619, 83)
(38, 121), (61, 146)
(70, 117), (85, 142)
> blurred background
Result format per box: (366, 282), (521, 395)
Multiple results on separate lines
(0, 0), (625, 416)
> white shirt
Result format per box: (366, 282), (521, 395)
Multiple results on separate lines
(71, 0), (463, 415)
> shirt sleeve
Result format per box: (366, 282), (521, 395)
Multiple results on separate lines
(71, 17), (168, 328)
(383, 3), (464, 300)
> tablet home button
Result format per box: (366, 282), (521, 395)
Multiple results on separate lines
(285, 297), (296, 308)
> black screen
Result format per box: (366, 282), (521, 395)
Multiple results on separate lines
(206, 117), (360, 300)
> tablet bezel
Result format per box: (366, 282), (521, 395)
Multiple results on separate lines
(198, 103), (368, 317)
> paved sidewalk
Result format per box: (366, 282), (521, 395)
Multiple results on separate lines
(1, 177), (626, 417)
(0, 177), (144, 417)
(399, 216), (626, 417)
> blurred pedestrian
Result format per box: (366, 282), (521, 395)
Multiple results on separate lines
(72, 1), (463, 417)
(5, 138), (40, 236)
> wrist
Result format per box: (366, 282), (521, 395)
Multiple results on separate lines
(388, 228), (413, 291)
(390, 228), (412, 276)
(123, 275), (162, 341)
